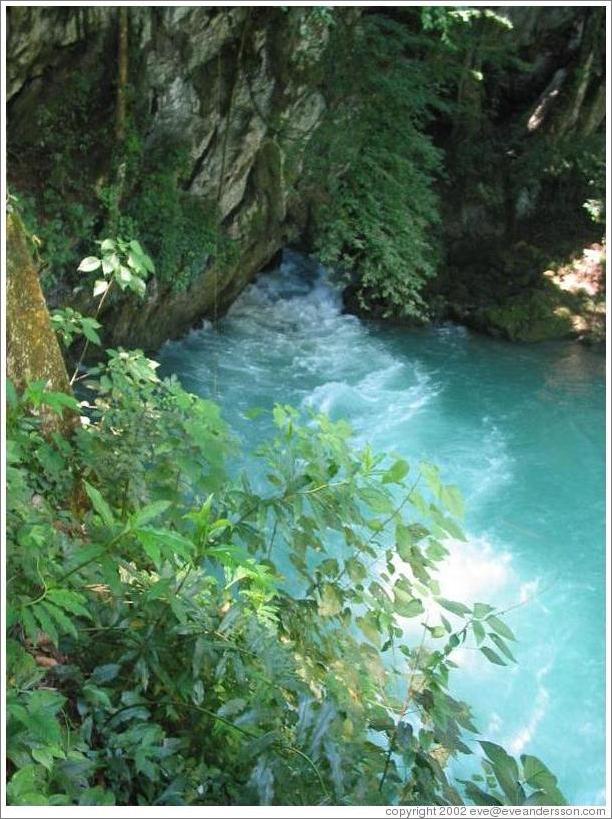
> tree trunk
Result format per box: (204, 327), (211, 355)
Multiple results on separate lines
(115, 7), (128, 144)
(554, 9), (604, 139)
(7, 209), (77, 431)
(110, 7), (129, 233)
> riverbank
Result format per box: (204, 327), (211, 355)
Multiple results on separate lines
(343, 241), (606, 346)
(449, 242), (606, 345)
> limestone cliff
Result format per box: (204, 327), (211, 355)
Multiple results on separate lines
(7, 6), (330, 348)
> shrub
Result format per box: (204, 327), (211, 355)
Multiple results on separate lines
(6, 359), (566, 806)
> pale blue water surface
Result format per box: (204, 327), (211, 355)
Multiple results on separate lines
(159, 251), (606, 804)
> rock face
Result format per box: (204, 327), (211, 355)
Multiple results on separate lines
(7, 6), (604, 347)
(7, 6), (329, 349)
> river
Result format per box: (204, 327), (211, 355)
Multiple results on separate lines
(159, 250), (606, 805)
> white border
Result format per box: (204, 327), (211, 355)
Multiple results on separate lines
(1, 2), (610, 818)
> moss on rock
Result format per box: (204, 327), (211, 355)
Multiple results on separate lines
(7, 209), (77, 432)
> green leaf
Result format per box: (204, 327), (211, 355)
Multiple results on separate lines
(243, 406), (266, 420)
(127, 251), (142, 271)
(318, 582), (343, 617)
(489, 632), (516, 662)
(368, 704), (395, 732)
(32, 605), (59, 646)
(437, 597), (471, 616)
(440, 614), (452, 633)
(93, 279), (109, 297)
(83, 482), (114, 527)
(83, 684), (112, 709)
(319, 558), (339, 577)
(11, 793), (50, 807)
(7, 765), (48, 804)
(360, 486), (395, 514)
(472, 620), (486, 646)
(426, 539), (448, 561)
(81, 320), (102, 345)
(395, 522), (414, 560)
(117, 265), (133, 287)
(25, 709), (62, 746)
(64, 544), (106, 577)
(101, 258), (114, 276)
(131, 276), (147, 297)
(131, 500), (172, 528)
(480, 741), (522, 803)
(473, 602), (495, 619)
(420, 462), (442, 498)
(464, 781), (502, 806)
(78, 787), (116, 806)
(31, 747), (57, 771)
(40, 391), (80, 414)
(486, 614), (516, 642)
(393, 580), (424, 618)
(480, 646), (506, 666)
(145, 578), (173, 601)
(435, 513), (467, 541)
(141, 253), (155, 274)
(19, 606), (40, 642)
(45, 589), (91, 620)
(356, 612), (381, 647)
(78, 256), (101, 272)
(91, 663), (121, 684)
(41, 601), (78, 639)
(382, 458), (409, 484)
(481, 740), (517, 771)
(521, 754), (566, 804)
(440, 484), (464, 518)
(129, 239), (145, 257)
(345, 557), (366, 583)
(135, 527), (195, 566)
(217, 698), (247, 718)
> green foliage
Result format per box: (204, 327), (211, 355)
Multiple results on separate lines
(12, 96), (232, 295)
(51, 308), (102, 349)
(16, 191), (97, 291)
(117, 141), (236, 292)
(307, 15), (445, 319)
(462, 742), (565, 806)
(77, 348), (231, 510)
(79, 236), (154, 300)
(6, 356), (565, 805)
(30, 67), (111, 174)
(9, 63), (112, 288)
(421, 7), (513, 44)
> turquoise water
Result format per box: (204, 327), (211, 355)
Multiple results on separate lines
(159, 251), (606, 804)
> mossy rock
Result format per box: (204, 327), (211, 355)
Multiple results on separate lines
(480, 289), (575, 342)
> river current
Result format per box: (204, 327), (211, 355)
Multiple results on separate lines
(159, 250), (606, 804)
